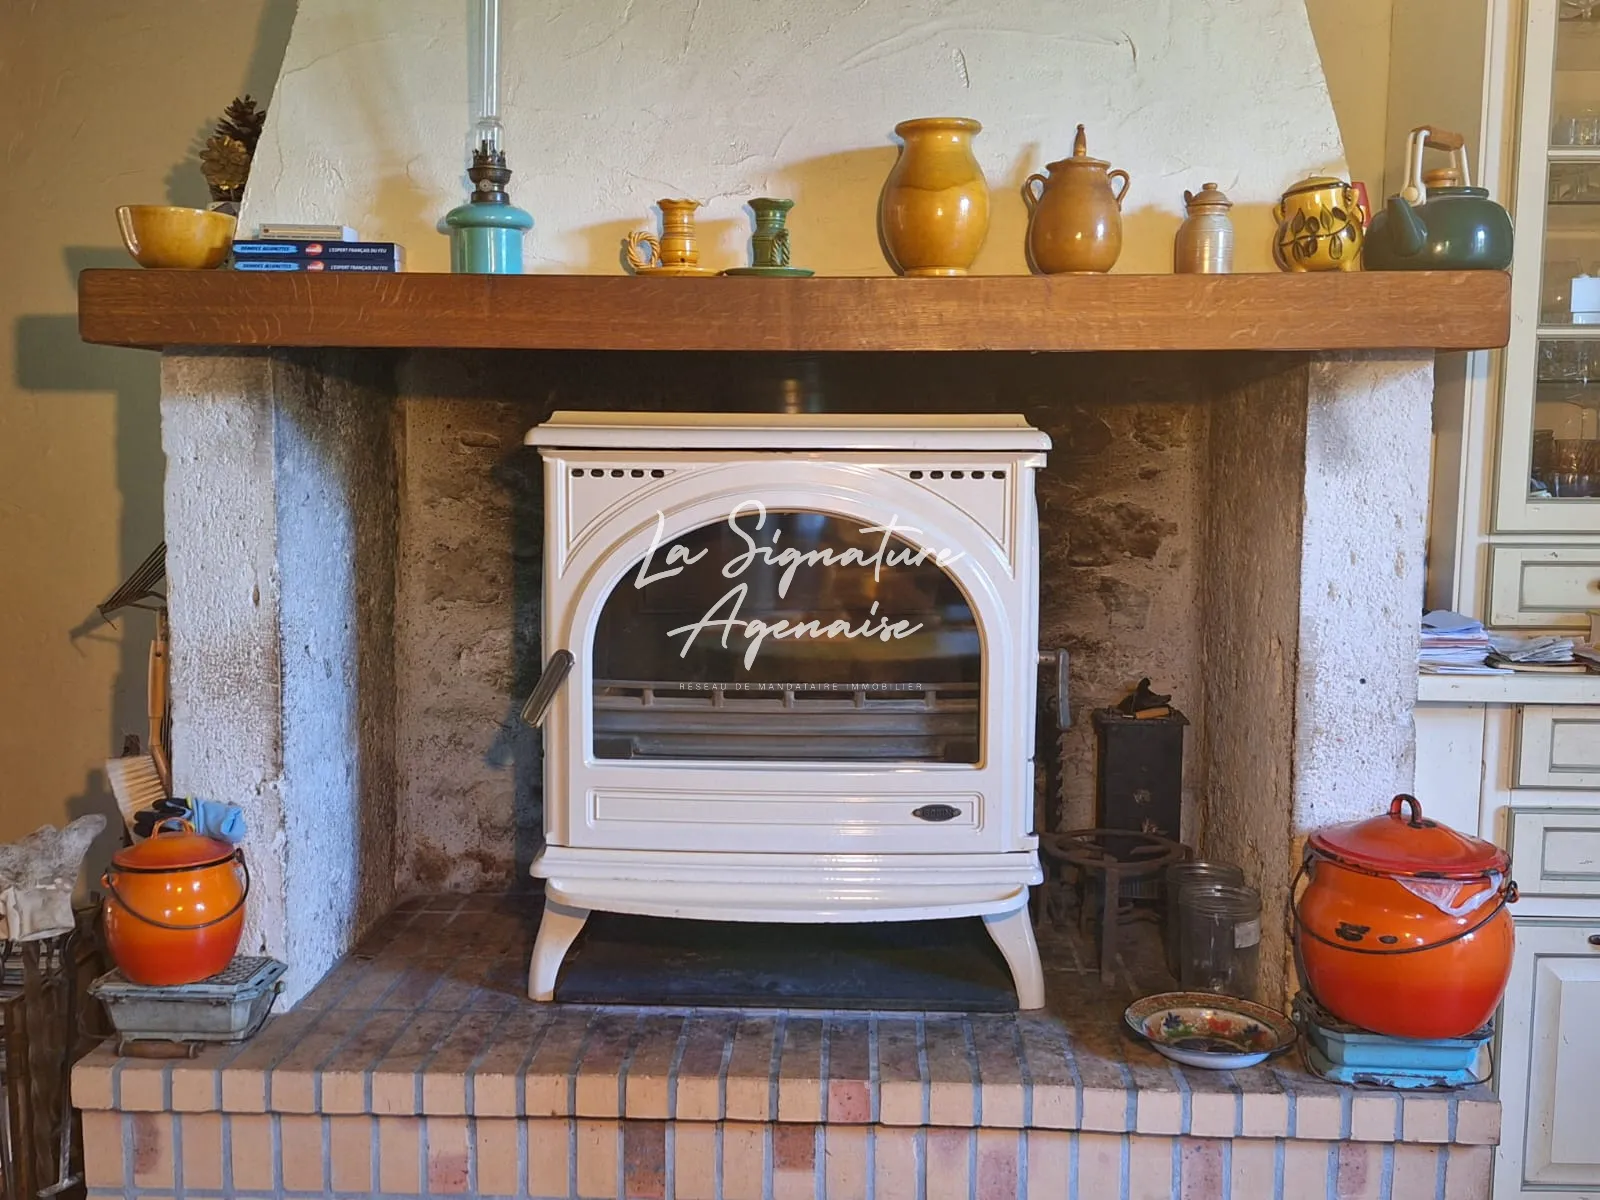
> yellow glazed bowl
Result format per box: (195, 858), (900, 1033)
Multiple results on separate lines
(116, 205), (236, 269)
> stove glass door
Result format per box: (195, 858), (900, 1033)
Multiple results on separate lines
(592, 507), (980, 762)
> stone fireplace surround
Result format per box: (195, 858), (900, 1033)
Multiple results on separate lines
(158, 345), (1433, 1012)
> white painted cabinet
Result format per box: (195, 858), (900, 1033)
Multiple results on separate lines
(1516, 705), (1600, 787)
(1414, 700), (1600, 1198)
(1493, 921), (1600, 1198)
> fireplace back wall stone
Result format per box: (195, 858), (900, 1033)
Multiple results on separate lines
(392, 350), (1210, 893)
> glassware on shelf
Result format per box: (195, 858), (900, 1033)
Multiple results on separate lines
(1539, 338), (1591, 380)
(1549, 164), (1600, 201)
(1178, 882), (1261, 999)
(1163, 862), (1245, 978)
(1550, 437), (1600, 496)
(1552, 106), (1600, 146)
(1543, 258), (1584, 323)
(1550, 165), (1600, 201)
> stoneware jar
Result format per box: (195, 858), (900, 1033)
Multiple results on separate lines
(1294, 795), (1516, 1039)
(879, 117), (990, 276)
(1273, 176), (1364, 271)
(1174, 183), (1235, 274)
(102, 824), (248, 986)
(1023, 126), (1132, 275)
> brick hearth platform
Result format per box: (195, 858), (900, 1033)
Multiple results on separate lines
(73, 894), (1498, 1199)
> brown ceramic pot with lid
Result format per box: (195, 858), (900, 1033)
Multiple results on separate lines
(1023, 125), (1131, 274)
(102, 823), (249, 986)
(1294, 795), (1515, 1039)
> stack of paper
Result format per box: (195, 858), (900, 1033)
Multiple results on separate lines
(1420, 611), (1508, 674)
(1488, 632), (1590, 672)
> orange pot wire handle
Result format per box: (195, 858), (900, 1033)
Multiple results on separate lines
(101, 850), (250, 932)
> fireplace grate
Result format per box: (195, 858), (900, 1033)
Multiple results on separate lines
(592, 679), (979, 761)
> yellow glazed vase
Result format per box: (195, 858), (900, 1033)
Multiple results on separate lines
(879, 118), (990, 277)
(1023, 125), (1131, 274)
(1273, 177), (1364, 272)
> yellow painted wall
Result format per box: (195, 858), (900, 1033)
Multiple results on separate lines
(0, 2), (293, 871)
(1308, 0), (1397, 199)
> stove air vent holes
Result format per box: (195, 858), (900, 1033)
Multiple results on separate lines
(562, 463), (677, 554)
(888, 465), (1016, 560)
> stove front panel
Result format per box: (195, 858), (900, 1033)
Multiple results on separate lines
(539, 448), (1044, 857)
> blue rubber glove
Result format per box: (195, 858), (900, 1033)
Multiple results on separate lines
(190, 798), (247, 843)
(134, 797), (247, 844)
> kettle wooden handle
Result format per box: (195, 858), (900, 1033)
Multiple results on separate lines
(1421, 128), (1466, 152)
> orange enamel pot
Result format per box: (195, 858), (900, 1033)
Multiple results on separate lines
(102, 826), (249, 986)
(1294, 795), (1515, 1040)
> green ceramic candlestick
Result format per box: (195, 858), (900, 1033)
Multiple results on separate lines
(724, 197), (813, 277)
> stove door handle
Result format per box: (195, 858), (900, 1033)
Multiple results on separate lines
(1040, 648), (1070, 730)
(521, 650), (576, 728)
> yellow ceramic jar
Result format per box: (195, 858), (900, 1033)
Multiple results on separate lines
(879, 118), (990, 277)
(1273, 177), (1364, 272)
(1023, 126), (1131, 274)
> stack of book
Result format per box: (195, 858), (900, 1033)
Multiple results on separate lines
(230, 224), (404, 272)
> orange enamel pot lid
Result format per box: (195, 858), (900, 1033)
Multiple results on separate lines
(1306, 794), (1509, 880)
(110, 826), (236, 872)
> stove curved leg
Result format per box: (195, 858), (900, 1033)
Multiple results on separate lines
(528, 900), (590, 1002)
(983, 906), (1046, 1010)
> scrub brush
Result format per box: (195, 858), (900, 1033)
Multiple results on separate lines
(107, 753), (167, 835)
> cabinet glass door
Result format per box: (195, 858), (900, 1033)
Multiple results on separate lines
(1500, 0), (1600, 530)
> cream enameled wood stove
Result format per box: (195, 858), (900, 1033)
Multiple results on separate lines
(523, 412), (1050, 1008)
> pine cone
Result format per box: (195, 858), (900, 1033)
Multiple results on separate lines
(200, 134), (251, 203)
(216, 96), (266, 155)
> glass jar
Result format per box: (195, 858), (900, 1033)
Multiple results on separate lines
(1178, 882), (1261, 999)
(1164, 862), (1245, 978)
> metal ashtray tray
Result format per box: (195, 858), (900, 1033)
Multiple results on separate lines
(90, 956), (285, 1051)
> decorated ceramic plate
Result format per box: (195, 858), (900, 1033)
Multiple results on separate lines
(630, 265), (722, 277)
(1123, 992), (1297, 1070)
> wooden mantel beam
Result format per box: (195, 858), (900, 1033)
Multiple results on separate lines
(78, 268), (1510, 354)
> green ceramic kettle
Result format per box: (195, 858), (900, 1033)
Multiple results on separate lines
(1365, 127), (1513, 271)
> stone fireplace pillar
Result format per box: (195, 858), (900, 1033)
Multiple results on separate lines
(1201, 351), (1432, 999)
(161, 351), (401, 1005)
